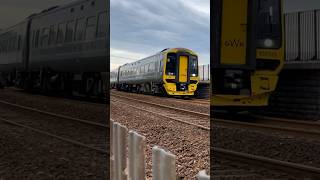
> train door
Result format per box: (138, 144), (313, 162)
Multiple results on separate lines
(212, 0), (257, 96)
(178, 56), (188, 83)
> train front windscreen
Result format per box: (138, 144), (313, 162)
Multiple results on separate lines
(257, 0), (282, 49)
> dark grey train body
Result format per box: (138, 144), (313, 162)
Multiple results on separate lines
(29, 0), (108, 72)
(0, 0), (109, 97)
(118, 52), (163, 85)
(111, 48), (200, 96)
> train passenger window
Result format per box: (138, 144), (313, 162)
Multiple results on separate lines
(85, 16), (97, 40)
(49, 25), (57, 45)
(166, 54), (177, 76)
(31, 30), (35, 48)
(35, 30), (40, 48)
(65, 20), (75, 42)
(40, 28), (49, 47)
(17, 35), (21, 50)
(97, 12), (107, 37)
(57, 23), (66, 44)
(75, 18), (85, 41)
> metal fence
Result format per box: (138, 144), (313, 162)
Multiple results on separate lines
(199, 64), (210, 83)
(110, 120), (210, 180)
(285, 10), (320, 61)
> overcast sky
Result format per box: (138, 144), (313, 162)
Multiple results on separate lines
(110, 0), (210, 70)
(1, 0), (320, 70)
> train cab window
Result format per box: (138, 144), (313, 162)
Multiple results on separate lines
(257, 0), (281, 49)
(65, 20), (75, 42)
(75, 18), (85, 41)
(189, 56), (198, 77)
(97, 12), (107, 37)
(85, 16), (97, 40)
(49, 25), (57, 45)
(57, 23), (66, 44)
(166, 54), (177, 76)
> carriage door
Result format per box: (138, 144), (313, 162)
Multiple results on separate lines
(178, 56), (188, 82)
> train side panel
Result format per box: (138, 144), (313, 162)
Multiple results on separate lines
(118, 53), (163, 86)
(29, 0), (109, 73)
(0, 21), (29, 72)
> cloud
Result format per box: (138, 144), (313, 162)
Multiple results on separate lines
(110, 0), (210, 65)
(110, 48), (149, 70)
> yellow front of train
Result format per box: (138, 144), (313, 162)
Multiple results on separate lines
(161, 48), (199, 96)
(212, 0), (284, 107)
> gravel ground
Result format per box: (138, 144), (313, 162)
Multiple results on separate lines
(111, 96), (209, 128)
(0, 103), (107, 151)
(0, 88), (108, 124)
(111, 90), (209, 114)
(0, 121), (108, 179)
(0, 88), (109, 179)
(213, 125), (320, 169)
(111, 100), (210, 179)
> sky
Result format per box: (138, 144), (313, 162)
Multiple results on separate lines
(110, 0), (210, 70)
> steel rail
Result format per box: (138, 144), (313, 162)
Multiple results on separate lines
(0, 117), (108, 154)
(213, 118), (320, 140)
(111, 93), (210, 118)
(111, 99), (210, 131)
(214, 147), (320, 178)
(0, 100), (107, 128)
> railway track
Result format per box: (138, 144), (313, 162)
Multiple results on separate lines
(213, 114), (320, 140)
(111, 90), (209, 106)
(213, 147), (320, 179)
(0, 99), (108, 154)
(111, 93), (210, 130)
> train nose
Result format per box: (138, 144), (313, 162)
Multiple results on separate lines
(180, 83), (187, 90)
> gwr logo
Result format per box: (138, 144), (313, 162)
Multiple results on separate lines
(224, 39), (244, 48)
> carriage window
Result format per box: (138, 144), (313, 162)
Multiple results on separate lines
(35, 30), (40, 48)
(49, 25), (57, 45)
(17, 35), (21, 50)
(85, 16), (97, 40)
(57, 23), (66, 44)
(41, 28), (49, 47)
(97, 12), (107, 37)
(75, 18), (85, 41)
(65, 20), (75, 42)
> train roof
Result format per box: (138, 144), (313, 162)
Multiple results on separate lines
(31, 0), (98, 19)
(0, 0), (93, 33)
(118, 48), (197, 69)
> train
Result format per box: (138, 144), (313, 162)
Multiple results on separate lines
(0, 0), (109, 98)
(211, 0), (284, 110)
(111, 48), (200, 96)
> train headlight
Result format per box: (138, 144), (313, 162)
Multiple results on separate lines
(263, 39), (274, 48)
(191, 73), (196, 77)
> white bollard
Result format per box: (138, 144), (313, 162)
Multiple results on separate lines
(110, 120), (114, 180)
(152, 146), (176, 180)
(113, 122), (128, 180)
(128, 131), (146, 180)
(196, 170), (210, 180)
